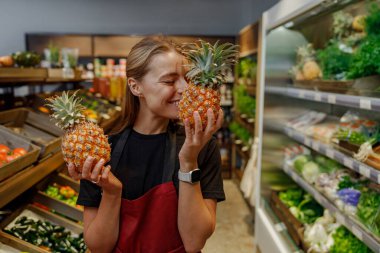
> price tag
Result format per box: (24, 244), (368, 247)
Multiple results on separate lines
(360, 99), (372, 110)
(335, 212), (345, 225)
(274, 222), (286, 232)
(326, 149), (335, 159)
(328, 94), (336, 104)
(299, 90), (305, 99)
(304, 138), (311, 147)
(343, 157), (354, 168)
(359, 165), (371, 178)
(314, 93), (322, 101)
(312, 142), (320, 151)
(351, 226), (363, 241)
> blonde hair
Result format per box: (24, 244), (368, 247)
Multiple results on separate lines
(109, 36), (181, 135)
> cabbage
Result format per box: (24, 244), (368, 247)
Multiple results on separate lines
(302, 161), (320, 184)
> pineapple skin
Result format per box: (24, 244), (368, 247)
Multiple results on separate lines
(178, 83), (220, 129)
(61, 121), (111, 170)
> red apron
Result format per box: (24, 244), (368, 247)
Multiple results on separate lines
(111, 128), (186, 253)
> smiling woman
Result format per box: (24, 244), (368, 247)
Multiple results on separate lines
(68, 36), (226, 253)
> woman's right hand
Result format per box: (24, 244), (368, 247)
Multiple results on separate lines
(67, 156), (122, 195)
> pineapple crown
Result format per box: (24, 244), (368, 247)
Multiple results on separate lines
(296, 43), (316, 64)
(184, 40), (238, 89)
(46, 90), (86, 130)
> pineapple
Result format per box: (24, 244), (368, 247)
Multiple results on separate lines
(46, 91), (110, 171)
(296, 44), (321, 80)
(179, 40), (238, 128)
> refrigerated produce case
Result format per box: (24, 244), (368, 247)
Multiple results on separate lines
(254, 0), (380, 252)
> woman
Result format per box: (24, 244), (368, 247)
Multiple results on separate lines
(68, 36), (225, 253)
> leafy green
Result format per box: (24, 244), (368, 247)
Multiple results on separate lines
(233, 85), (255, 118)
(314, 155), (341, 173)
(317, 41), (352, 80)
(229, 121), (251, 145)
(347, 35), (380, 79)
(279, 189), (323, 224)
(330, 226), (372, 253)
(237, 58), (257, 79)
(279, 188), (304, 207)
(365, 3), (380, 37)
(338, 176), (368, 190)
(357, 189), (380, 236)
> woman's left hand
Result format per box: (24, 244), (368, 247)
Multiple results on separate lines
(179, 108), (224, 170)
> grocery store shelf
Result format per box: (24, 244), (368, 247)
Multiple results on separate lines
(255, 206), (296, 253)
(234, 142), (250, 160)
(235, 114), (255, 133)
(266, 86), (380, 111)
(239, 48), (258, 58)
(282, 163), (380, 253)
(284, 127), (380, 184)
(0, 152), (64, 208)
(246, 85), (256, 97)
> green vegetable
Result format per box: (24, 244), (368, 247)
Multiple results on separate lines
(233, 85), (256, 118)
(229, 121), (252, 145)
(4, 216), (86, 253)
(12, 51), (41, 68)
(365, 3), (380, 37)
(293, 155), (311, 173)
(330, 226), (372, 253)
(357, 190), (380, 236)
(279, 188), (304, 207)
(302, 161), (320, 184)
(338, 176), (368, 190)
(315, 155), (341, 173)
(279, 189), (323, 224)
(317, 40), (352, 80)
(347, 35), (380, 79)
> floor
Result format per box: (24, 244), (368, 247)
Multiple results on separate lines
(203, 180), (255, 253)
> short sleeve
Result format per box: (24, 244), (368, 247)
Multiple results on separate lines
(76, 180), (102, 207)
(198, 136), (225, 202)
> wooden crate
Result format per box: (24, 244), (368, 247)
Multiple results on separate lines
(0, 67), (47, 82)
(0, 108), (62, 157)
(0, 204), (83, 253)
(0, 127), (40, 182)
(34, 173), (83, 221)
(270, 191), (305, 247)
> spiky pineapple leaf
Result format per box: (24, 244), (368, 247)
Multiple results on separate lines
(46, 90), (86, 130)
(184, 40), (238, 89)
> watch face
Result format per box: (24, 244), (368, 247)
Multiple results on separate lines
(191, 169), (201, 182)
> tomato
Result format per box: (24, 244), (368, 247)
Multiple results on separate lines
(6, 155), (16, 162)
(13, 147), (27, 156)
(0, 153), (6, 161)
(0, 144), (10, 155)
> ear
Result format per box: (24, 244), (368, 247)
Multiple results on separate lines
(127, 78), (143, 97)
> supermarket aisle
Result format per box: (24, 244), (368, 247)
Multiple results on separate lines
(203, 180), (255, 253)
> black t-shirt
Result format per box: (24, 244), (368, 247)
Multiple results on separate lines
(77, 126), (225, 207)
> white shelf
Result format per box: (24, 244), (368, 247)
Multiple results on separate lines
(266, 86), (380, 111)
(283, 163), (380, 253)
(255, 207), (297, 253)
(284, 127), (380, 184)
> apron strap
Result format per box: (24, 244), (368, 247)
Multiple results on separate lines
(110, 128), (131, 170)
(161, 128), (177, 183)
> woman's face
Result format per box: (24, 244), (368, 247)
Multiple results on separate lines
(138, 51), (188, 119)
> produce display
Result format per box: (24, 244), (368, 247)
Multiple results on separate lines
(12, 51), (41, 68)
(286, 145), (380, 238)
(233, 85), (256, 118)
(290, 3), (380, 88)
(77, 92), (118, 123)
(229, 121), (252, 145)
(46, 91), (111, 170)
(279, 188), (324, 224)
(178, 40), (238, 128)
(4, 216), (86, 252)
(303, 210), (371, 253)
(0, 144), (27, 166)
(236, 57), (257, 86)
(44, 183), (82, 210)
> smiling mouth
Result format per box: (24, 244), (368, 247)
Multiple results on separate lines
(169, 100), (180, 107)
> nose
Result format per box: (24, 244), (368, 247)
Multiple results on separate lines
(177, 77), (188, 94)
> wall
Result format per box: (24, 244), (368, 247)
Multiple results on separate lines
(0, 0), (279, 55)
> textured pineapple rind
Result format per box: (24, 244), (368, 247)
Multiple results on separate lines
(178, 83), (220, 128)
(61, 121), (111, 170)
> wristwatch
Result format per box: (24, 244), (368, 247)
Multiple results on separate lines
(178, 168), (201, 184)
